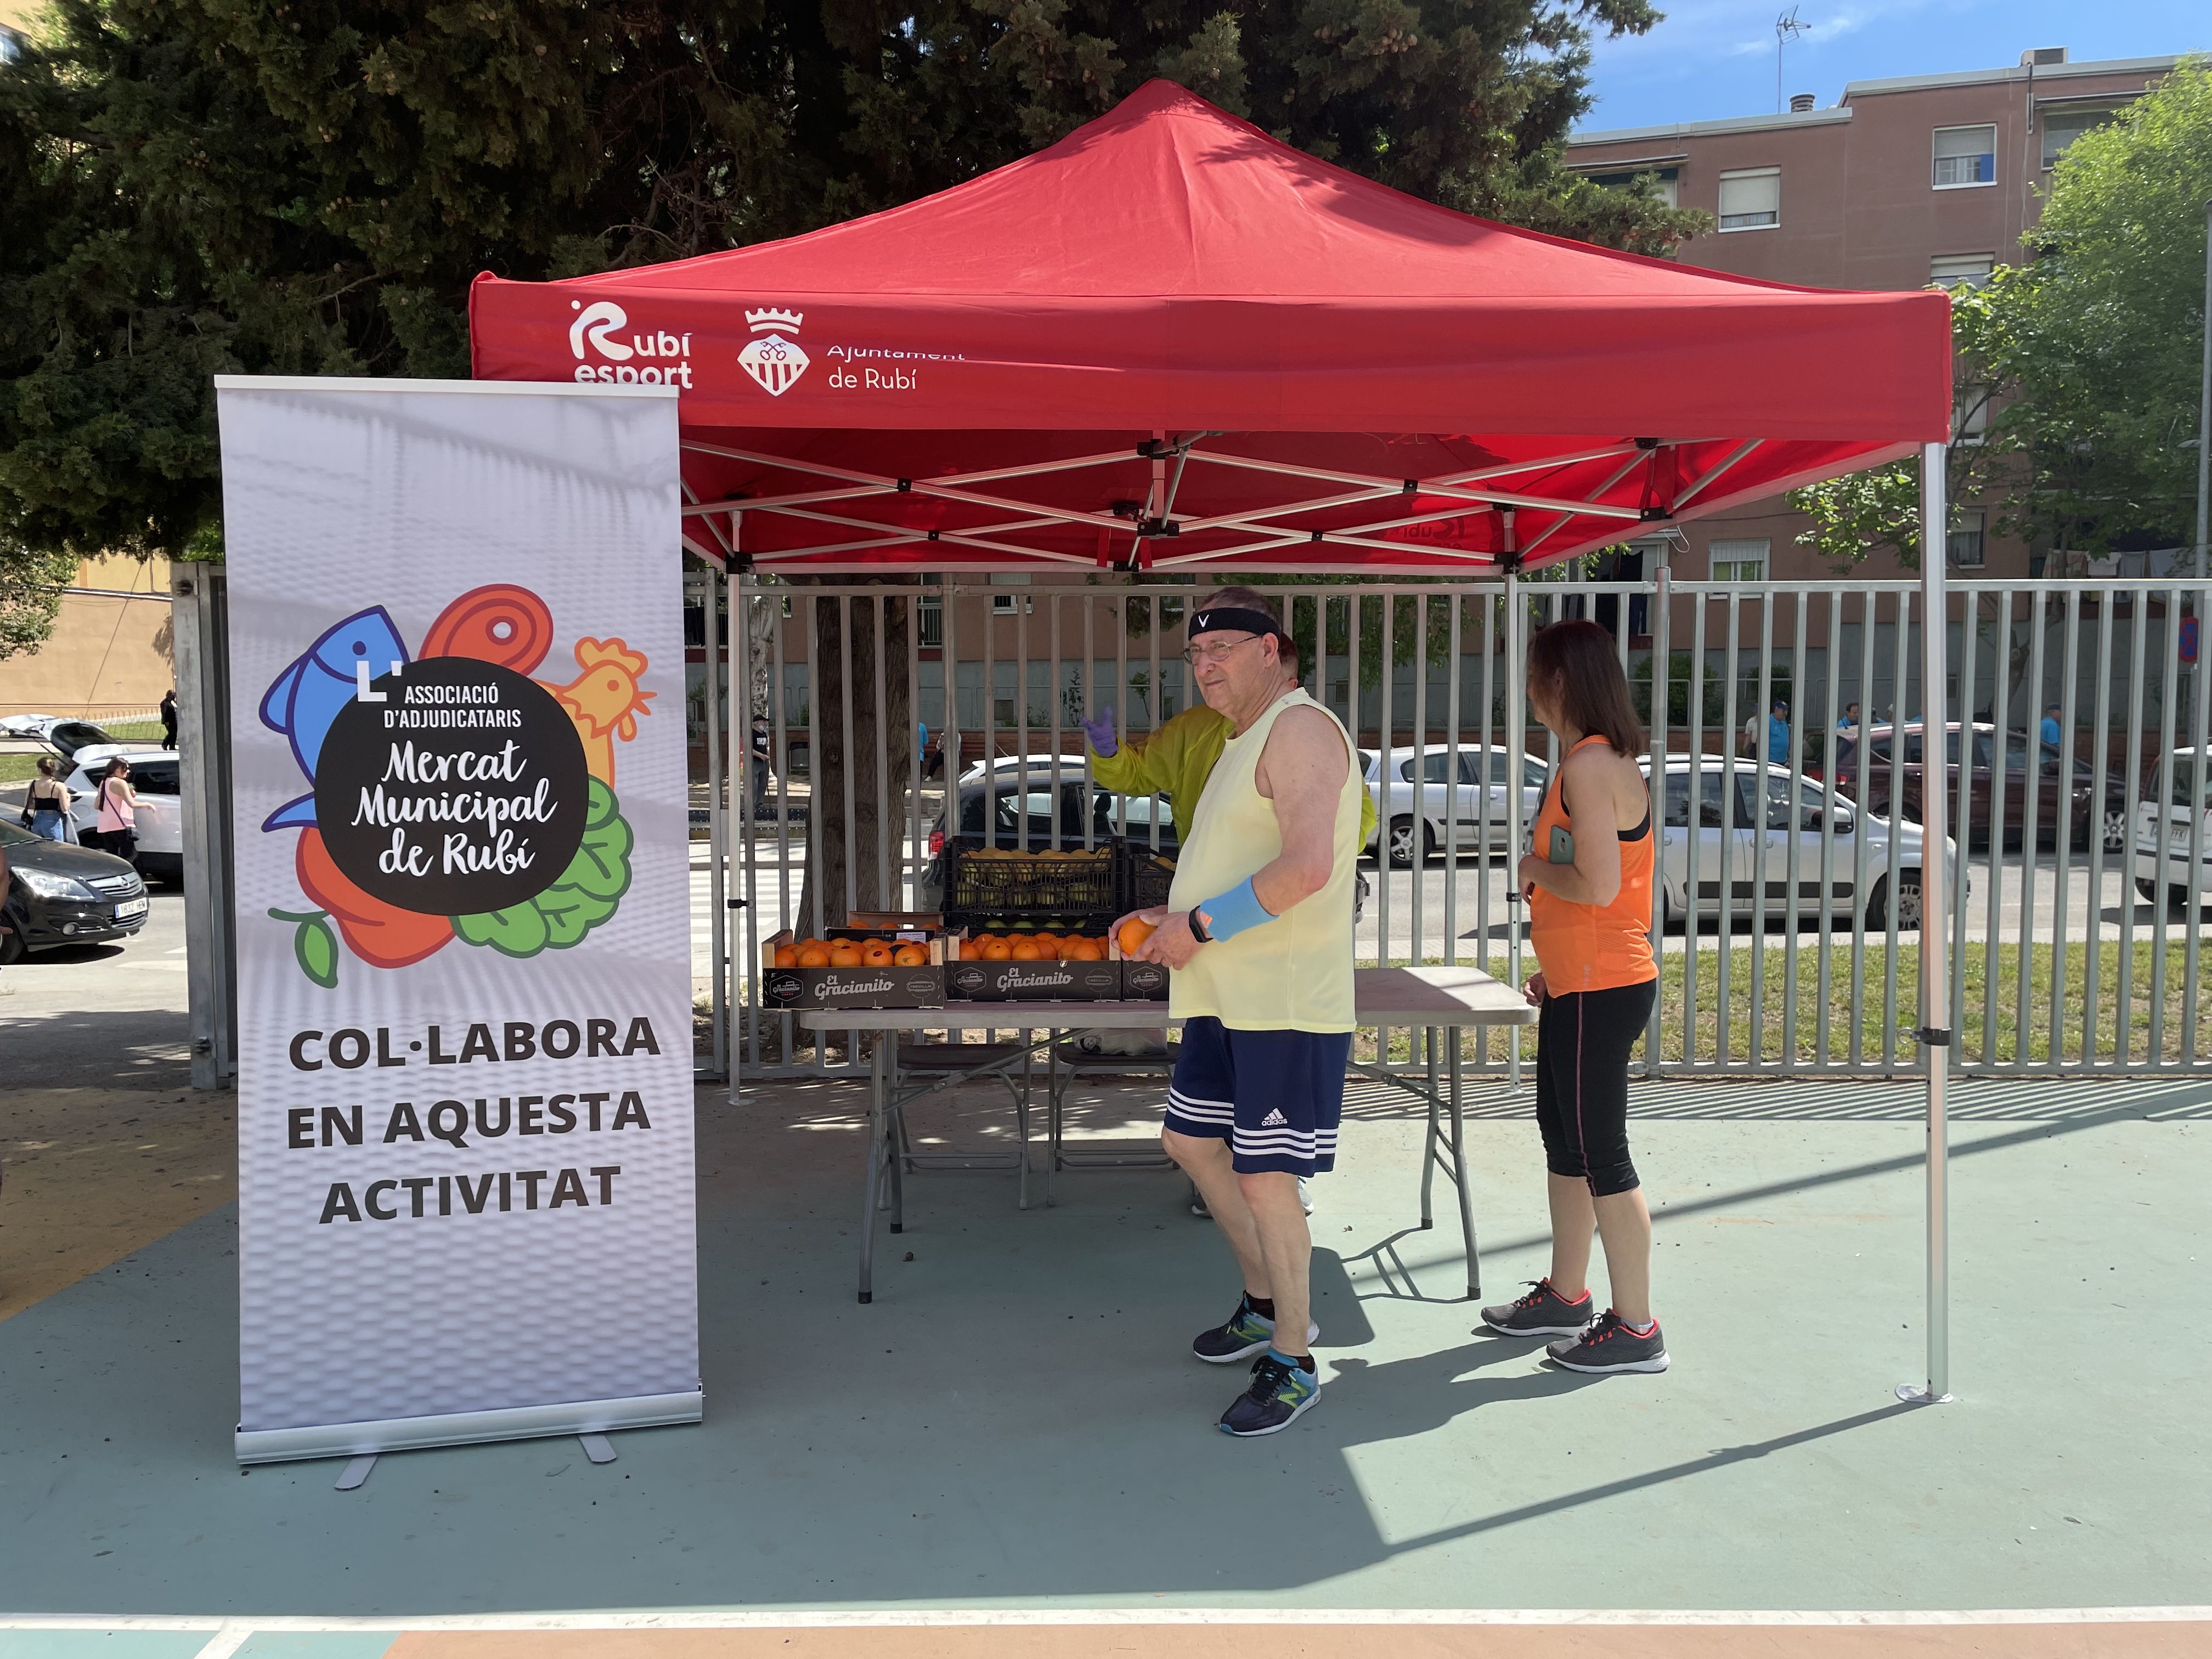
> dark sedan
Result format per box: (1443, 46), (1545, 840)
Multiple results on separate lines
(0, 818), (149, 963)
(1832, 721), (2129, 854)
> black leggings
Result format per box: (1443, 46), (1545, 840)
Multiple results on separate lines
(1534, 979), (1656, 1198)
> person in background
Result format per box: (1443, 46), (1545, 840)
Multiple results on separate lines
(1765, 698), (1792, 767)
(93, 758), (140, 865)
(23, 757), (73, 842)
(159, 689), (178, 749)
(2040, 703), (2064, 769)
(748, 715), (773, 815)
(1831, 701), (1861, 785)
(1481, 619), (1667, 1376)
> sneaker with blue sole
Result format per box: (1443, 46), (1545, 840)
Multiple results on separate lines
(1219, 1353), (1322, 1436)
(1191, 1296), (1319, 1364)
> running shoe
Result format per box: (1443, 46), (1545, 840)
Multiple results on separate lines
(1190, 1296), (1319, 1364)
(1479, 1278), (1594, 1338)
(1219, 1353), (1322, 1436)
(1546, 1309), (1669, 1374)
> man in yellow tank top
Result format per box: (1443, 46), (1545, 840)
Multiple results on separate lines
(1119, 587), (1363, 1437)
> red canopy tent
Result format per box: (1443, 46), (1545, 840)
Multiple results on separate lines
(469, 78), (1950, 576)
(472, 79), (1963, 1406)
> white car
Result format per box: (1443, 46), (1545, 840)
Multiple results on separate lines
(1363, 743), (1550, 866)
(2131, 747), (2211, 910)
(64, 748), (183, 887)
(1645, 757), (1961, 931)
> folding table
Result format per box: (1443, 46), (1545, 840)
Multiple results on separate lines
(799, 964), (1537, 1304)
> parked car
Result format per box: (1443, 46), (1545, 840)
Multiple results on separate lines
(2131, 747), (2212, 910)
(64, 748), (184, 886)
(0, 817), (150, 964)
(1363, 743), (1551, 866)
(1835, 721), (2128, 854)
(1645, 757), (1961, 932)
(958, 752), (1089, 785)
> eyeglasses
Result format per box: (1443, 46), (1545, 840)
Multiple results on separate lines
(1181, 634), (1262, 668)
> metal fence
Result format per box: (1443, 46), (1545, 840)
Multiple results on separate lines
(704, 575), (2212, 1082)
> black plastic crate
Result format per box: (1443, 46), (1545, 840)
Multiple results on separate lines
(1116, 841), (1178, 913)
(940, 840), (1116, 924)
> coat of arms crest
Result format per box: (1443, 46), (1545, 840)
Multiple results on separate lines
(740, 308), (808, 396)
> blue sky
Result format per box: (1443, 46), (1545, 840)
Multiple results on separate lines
(1577, 0), (2207, 133)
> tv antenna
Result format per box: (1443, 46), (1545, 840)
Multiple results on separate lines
(1775, 7), (1811, 113)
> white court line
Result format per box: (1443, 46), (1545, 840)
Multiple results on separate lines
(0, 1607), (2204, 1637)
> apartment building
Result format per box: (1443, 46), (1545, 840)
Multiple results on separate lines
(1565, 48), (2183, 588)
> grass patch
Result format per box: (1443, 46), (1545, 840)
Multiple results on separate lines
(1358, 941), (2212, 1068)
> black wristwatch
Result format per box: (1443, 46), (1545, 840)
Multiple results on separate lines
(1187, 906), (1212, 944)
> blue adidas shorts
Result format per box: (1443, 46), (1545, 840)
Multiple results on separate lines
(1165, 1017), (1352, 1177)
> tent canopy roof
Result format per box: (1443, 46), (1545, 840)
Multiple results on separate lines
(470, 80), (1949, 574)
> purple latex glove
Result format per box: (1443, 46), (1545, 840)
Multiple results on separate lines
(1081, 705), (1117, 757)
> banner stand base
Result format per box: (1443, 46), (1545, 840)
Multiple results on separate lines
(335, 1456), (377, 1491)
(238, 1389), (702, 1466)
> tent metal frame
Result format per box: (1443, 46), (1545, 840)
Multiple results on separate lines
(675, 434), (1764, 577)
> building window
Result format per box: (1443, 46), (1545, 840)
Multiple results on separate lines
(1948, 510), (1986, 568)
(916, 591), (944, 646)
(1709, 539), (1769, 583)
(1586, 167), (1679, 210)
(1717, 168), (1780, 232)
(2041, 106), (2123, 168)
(990, 573), (1032, 615)
(1929, 254), (1994, 290)
(1954, 387), (1989, 445)
(1933, 125), (1996, 188)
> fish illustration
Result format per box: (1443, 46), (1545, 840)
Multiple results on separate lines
(259, 606), (409, 830)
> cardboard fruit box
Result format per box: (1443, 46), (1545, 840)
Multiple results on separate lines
(759, 928), (947, 1011)
(944, 957), (1124, 1003)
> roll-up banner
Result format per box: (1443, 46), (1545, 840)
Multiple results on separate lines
(216, 377), (698, 1463)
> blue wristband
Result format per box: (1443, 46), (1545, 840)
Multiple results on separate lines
(1197, 877), (1273, 943)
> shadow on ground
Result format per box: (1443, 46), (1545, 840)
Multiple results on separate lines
(2, 1072), (2209, 1616)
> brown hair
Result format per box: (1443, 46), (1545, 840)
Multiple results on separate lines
(1527, 620), (1645, 756)
(36, 755), (57, 778)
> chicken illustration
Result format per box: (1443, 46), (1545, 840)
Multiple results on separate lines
(540, 636), (652, 785)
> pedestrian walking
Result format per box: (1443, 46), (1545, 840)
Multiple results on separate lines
(1480, 619), (1668, 1375)
(1120, 585), (1363, 1435)
(1765, 698), (1792, 766)
(92, 758), (141, 864)
(22, 757), (74, 842)
(159, 689), (178, 749)
(748, 715), (773, 815)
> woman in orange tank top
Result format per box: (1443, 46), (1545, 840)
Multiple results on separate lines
(1478, 621), (1668, 1376)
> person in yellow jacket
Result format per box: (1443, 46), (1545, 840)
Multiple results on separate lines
(1082, 647), (1378, 850)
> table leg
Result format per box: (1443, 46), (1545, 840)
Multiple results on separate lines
(1450, 1030), (1479, 1300)
(1418, 1029), (1440, 1232)
(857, 1036), (889, 1304)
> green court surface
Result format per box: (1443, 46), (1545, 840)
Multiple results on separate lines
(2, 1070), (2208, 1629)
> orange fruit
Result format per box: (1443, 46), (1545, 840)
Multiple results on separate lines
(1009, 938), (1048, 961)
(1116, 917), (1157, 956)
(828, 943), (863, 967)
(795, 945), (831, 968)
(773, 946), (799, 968)
(979, 938), (1013, 961)
(893, 944), (928, 967)
(862, 941), (894, 966)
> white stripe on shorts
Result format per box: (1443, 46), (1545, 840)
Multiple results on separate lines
(1166, 1090), (1234, 1123)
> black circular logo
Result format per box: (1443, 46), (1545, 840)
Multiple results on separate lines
(314, 658), (589, 916)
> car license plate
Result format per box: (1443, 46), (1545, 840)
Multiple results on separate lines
(114, 896), (149, 921)
(2172, 826), (2198, 849)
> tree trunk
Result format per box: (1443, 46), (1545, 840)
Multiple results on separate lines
(794, 583), (915, 933)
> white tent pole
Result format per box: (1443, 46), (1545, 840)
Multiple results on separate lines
(1899, 439), (1955, 1406)
(1504, 565), (1526, 1090)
